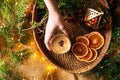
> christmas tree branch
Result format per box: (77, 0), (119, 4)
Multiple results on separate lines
(22, 13), (48, 31)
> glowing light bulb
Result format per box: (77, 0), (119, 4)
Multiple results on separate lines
(21, 53), (23, 56)
(18, 45), (21, 48)
(48, 72), (50, 75)
(33, 53), (37, 57)
(47, 65), (55, 72)
(15, 2), (18, 5)
(11, 37), (14, 41)
(33, 77), (36, 80)
(30, 41), (34, 45)
(47, 65), (52, 71)
(41, 57), (45, 61)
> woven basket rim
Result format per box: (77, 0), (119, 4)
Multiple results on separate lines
(33, 0), (112, 73)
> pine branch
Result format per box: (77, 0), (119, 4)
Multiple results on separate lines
(0, 0), (32, 79)
(36, 0), (45, 9)
(107, 26), (120, 54)
(10, 49), (31, 65)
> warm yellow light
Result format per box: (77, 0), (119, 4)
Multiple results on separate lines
(47, 66), (51, 70)
(21, 53), (23, 56)
(47, 65), (55, 72)
(41, 57), (45, 61)
(33, 53), (37, 57)
(15, 2), (18, 5)
(30, 41), (34, 46)
(47, 65), (53, 71)
(48, 72), (50, 75)
(31, 52), (37, 59)
(18, 45), (21, 48)
(11, 37), (14, 41)
(33, 77), (36, 80)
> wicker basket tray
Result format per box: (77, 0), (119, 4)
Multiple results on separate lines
(33, 0), (112, 73)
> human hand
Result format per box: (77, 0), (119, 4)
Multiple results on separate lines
(44, 11), (68, 51)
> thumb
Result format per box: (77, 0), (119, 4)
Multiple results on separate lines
(44, 31), (53, 51)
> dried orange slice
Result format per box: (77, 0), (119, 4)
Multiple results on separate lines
(84, 34), (89, 38)
(76, 36), (89, 46)
(88, 48), (98, 62)
(88, 31), (104, 50)
(72, 42), (88, 58)
(50, 34), (71, 54)
(79, 48), (93, 62)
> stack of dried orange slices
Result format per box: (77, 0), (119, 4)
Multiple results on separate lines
(72, 31), (104, 63)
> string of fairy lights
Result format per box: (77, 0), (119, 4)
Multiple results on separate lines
(25, 40), (56, 80)
(8, 31), (56, 79)
(31, 41), (57, 80)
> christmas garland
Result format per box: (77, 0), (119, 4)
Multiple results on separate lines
(0, 0), (32, 79)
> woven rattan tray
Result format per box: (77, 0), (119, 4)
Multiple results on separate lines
(33, 0), (112, 73)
